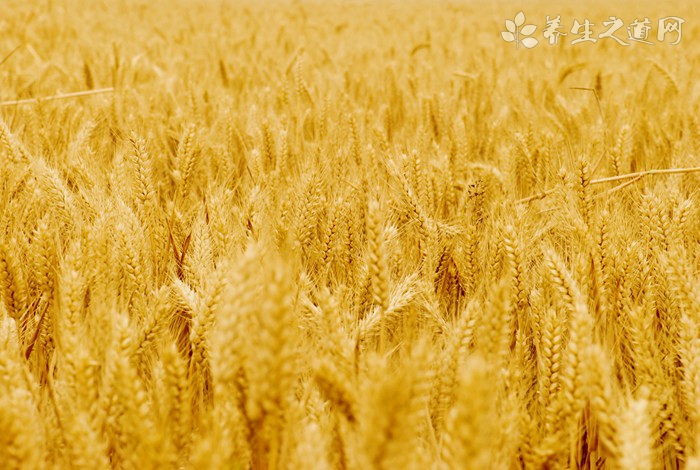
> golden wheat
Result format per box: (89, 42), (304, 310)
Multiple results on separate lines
(0, 0), (698, 468)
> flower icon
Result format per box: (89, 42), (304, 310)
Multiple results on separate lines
(502, 11), (539, 49)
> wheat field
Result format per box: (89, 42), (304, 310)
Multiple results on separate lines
(1, 0), (700, 468)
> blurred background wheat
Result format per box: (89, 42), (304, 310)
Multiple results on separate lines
(0, 0), (700, 468)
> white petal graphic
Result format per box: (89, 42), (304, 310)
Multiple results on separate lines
(520, 24), (536, 36)
(505, 20), (516, 33)
(521, 37), (539, 48)
(514, 11), (525, 27)
(501, 31), (515, 42)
